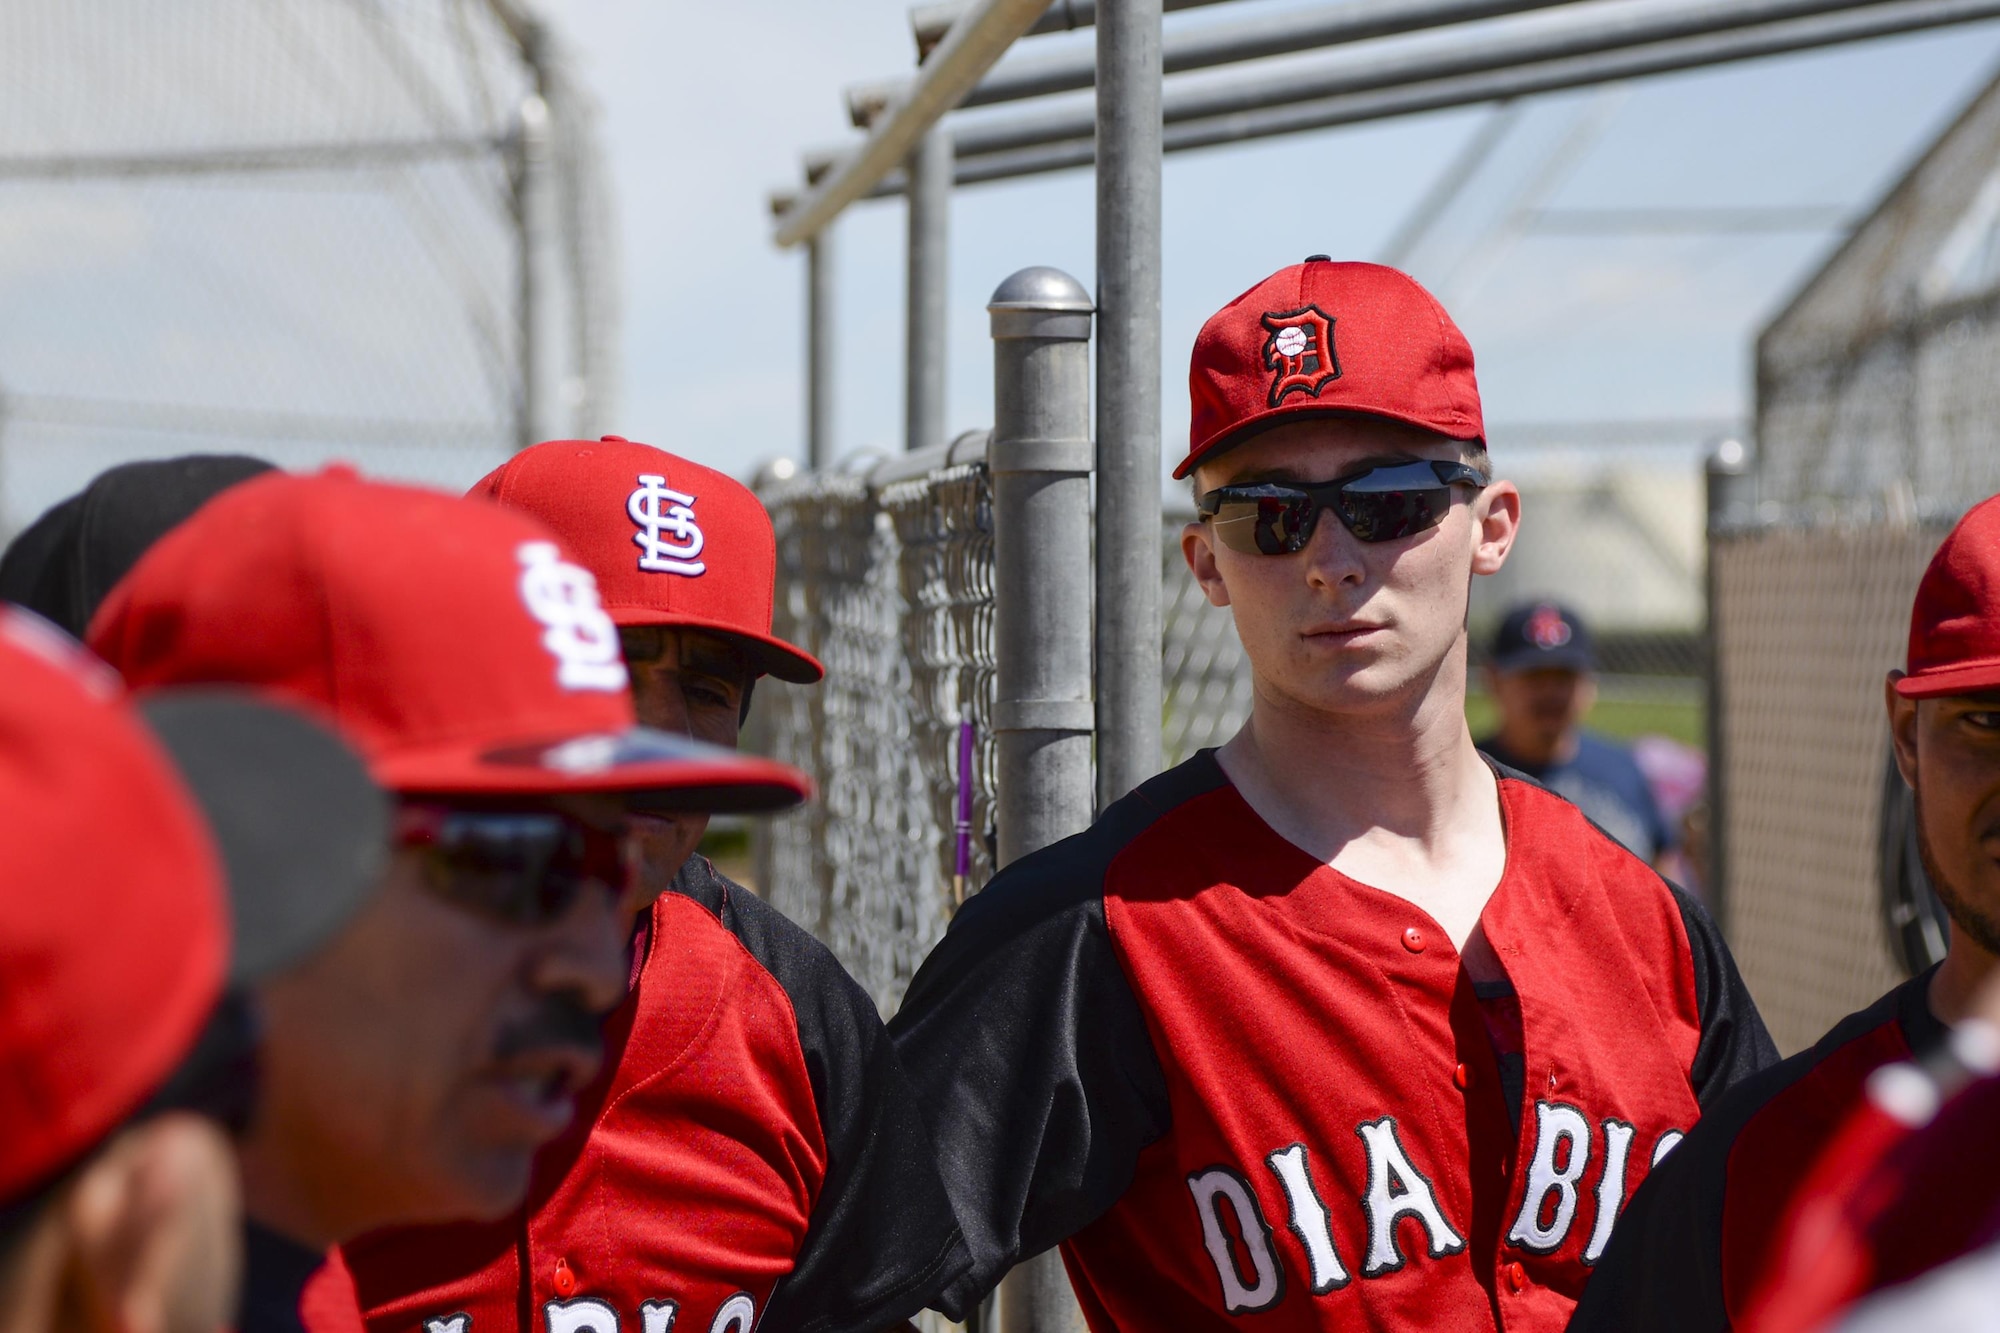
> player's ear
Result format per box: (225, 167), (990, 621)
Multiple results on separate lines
(1469, 480), (1520, 577)
(1182, 522), (1231, 608)
(1886, 673), (1920, 789)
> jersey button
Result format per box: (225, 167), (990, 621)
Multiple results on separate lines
(1402, 925), (1426, 953)
(599, 434), (628, 443)
(1504, 1260), (1528, 1294)
(1454, 1061), (1472, 1089)
(553, 1258), (577, 1297)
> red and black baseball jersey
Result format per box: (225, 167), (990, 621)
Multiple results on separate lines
(1566, 968), (1943, 1333)
(889, 752), (1774, 1330)
(1737, 1060), (2000, 1333)
(327, 857), (968, 1333)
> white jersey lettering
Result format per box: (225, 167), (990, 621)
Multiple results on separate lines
(1266, 1143), (1350, 1293)
(544, 1298), (619, 1333)
(1508, 1101), (1593, 1253)
(1356, 1118), (1466, 1276)
(1585, 1119), (1637, 1265)
(1187, 1166), (1285, 1313)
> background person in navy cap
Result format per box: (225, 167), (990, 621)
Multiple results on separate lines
(1477, 600), (1677, 870)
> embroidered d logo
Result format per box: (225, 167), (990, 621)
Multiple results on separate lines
(1260, 306), (1341, 408)
(628, 475), (706, 576)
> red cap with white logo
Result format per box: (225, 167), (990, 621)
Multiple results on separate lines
(88, 468), (811, 811)
(1180, 257), (1484, 480)
(0, 608), (227, 1203)
(469, 437), (823, 684)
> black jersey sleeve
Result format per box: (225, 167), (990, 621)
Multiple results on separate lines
(673, 859), (972, 1333)
(1668, 883), (1779, 1105)
(887, 765), (1208, 1320)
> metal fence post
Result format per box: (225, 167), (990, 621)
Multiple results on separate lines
(1703, 436), (1752, 935)
(512, 89), (551, 451)
(989, 266), (1095, 1333)
(807, 227), (836, 470)
(907, 124), (953, 453)
(1095, 0), (1164, 809)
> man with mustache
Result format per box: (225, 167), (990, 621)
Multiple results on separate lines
(887, 258), (1775, 1330)
(1569, 492), (2000, 1332)
(330, 437), (968, 1333)
(83, 466), (810, 1331)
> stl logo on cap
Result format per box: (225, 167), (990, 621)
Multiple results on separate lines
(1526, 604), (1574, 651)
(516, 541), (626, 692)
(628, 473), (707, 577)
(1260, 305), (1341, 408)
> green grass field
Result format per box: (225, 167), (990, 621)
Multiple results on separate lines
(1465, 688), (1704, 748)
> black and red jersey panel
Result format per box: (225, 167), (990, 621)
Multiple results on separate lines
(1567, 970), (1941, 1333)
(890, 751), (1774, 1331)
(332, 858), (967, 1333)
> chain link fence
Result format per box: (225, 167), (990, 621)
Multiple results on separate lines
(0, 0), (616, 537)
(1716, 68), (2000, 1052)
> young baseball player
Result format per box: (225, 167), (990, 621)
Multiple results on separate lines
(327, 439), (969, 1333)
(1570, 493), (2000, 1332)
(84, 467), (811, 1331)
(888, 258), (1776, 1330)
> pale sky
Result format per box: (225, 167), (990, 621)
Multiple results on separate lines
(534, 1), (2000, 484)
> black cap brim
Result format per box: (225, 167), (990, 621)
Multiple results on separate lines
(141, 692), (388, 986)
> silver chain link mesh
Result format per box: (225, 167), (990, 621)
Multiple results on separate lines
(0, 0), (616, 535)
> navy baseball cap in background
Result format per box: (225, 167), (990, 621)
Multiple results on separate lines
(0, 453), (275, 637)
(1489, 601), (1596, 674)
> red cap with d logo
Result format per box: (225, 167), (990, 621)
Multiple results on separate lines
(88, 468), (810, 811)
(1181, 257), (1484, 479)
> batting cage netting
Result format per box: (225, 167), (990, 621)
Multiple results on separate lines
(1716, 65), (2000, 1054)
(0, 0), (617, 539)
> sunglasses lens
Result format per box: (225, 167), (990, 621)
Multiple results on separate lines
(401, 809), (629, 925)
(1210, 491), (1316, 555)
(1337, 463), (1461, 543)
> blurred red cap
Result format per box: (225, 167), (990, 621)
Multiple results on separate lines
(0, 608), (227, 1202)
(1898, 494), (2000, 699)
(88, 468), (810, 810)
(470, 437), (822, 683)
(1181, 257), (1483, 480)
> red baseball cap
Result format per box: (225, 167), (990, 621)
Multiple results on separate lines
(470, 437), (823, 683)
(88, 468), (812, 811)
(1897, 495), (2000, 699)
(1180, 257), (1484, 480)
(0, 607), (228, 1203)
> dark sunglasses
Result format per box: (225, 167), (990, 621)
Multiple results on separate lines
(1197, 459), (1488, 555)
(396, 804), (633, 926)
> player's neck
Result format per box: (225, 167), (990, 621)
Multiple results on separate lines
(1217, 666), (1507, 948)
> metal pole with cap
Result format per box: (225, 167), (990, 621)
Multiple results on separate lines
(907, 125), (953, 453)
(807, 226), (836, 470)
(987, 266), (1095, 1332)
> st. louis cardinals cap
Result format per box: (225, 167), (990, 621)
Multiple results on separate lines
(1180, 257), (1484, 480)
(0, 453), (274, 637)
(0, 608), (229, 1205)
(469, 436), (824, 683)
(1897, 494), (2000, 699)
(88, 467), (811, 811)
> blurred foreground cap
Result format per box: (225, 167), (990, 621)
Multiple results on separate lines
(1898, 495), (2000, 699)
(1182, 258), (1483, 480)
(89, 468), (810, 813)
(0, 608), (228, 1203)
(470, 437), (823, 683)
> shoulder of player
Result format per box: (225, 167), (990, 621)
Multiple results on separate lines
(1493, 761), (1664, 883)
(943, 751), (1231, 948)
(664, 856), (878, 1029)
